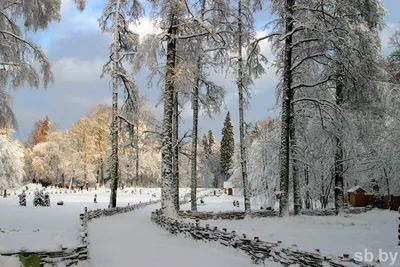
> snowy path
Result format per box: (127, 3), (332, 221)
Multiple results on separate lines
(87, 204), (268, 267)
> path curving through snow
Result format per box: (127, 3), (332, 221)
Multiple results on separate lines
(87, 204), (275, 267)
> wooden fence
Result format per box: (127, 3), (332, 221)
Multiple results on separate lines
(151, 210), (378, 267)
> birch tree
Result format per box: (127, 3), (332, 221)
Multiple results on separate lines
(182, 0), (227, 212)
(133, 0), (229, 216)
(229, 0), (268, 212)
(261, 0), (386, 215)
(99, 0), (142, 207)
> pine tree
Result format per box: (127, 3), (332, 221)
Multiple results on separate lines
(220, 112), (234, 185)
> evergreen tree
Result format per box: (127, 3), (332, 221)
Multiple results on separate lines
(202, 134), (209, 153)
(208, 129), (216, 154)
(220, 112), (234, 184)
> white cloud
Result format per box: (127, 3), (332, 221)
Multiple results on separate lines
(61, 0), (73, 15)
(64, 95), (126, 108)
(129, 17), (162, 39)
(52, 57), (104, 85)
(256, 30), (276, 62)
(181, 103), (193, 120)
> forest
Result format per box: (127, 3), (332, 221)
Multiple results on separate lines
(0, 0), (399, 217)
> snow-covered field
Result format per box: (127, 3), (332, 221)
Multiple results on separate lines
(184, 193), (399, 267)
(2, 186), (399, 266)
(0, 185), (171, 253)
(181, 194), (245, 212)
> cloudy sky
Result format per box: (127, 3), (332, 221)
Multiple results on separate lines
(10, 0), (400, 142)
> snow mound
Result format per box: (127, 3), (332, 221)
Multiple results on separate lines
(0, 256), (20, 267)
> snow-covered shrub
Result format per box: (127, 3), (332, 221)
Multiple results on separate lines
(18, 190), (26, 206)
(33, 189), (50, 207)
(0, 135), (24, 191)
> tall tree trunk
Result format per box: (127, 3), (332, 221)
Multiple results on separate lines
(305, 165), (310, 209)
(161, 13), (177, 216)
(190, 72), (200, 212)
(134, 124), (140, 186)
(383, 167), (391, 209)
(321, 174), (325, 209)
(190, 0), (206, 212)
(109, 0), (121, 208)
(334, 80), (344, 215)
(83, 132), (89, 188)
(237, 0), (250, 212)
(173, 91), (180, 210)
(100, 156), (104, 187)
(278, 0), (294, 217)
(290, 94), (300, 215)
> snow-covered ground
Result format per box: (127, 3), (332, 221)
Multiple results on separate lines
(183, 194), (399, 267)
(88, 204), (281, 267)
(181, 194), (245, 212)
(0, 185), (181, 253)
(2, 187), (399, 266)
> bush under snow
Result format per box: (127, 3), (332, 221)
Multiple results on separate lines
(0, 135), (24, 191)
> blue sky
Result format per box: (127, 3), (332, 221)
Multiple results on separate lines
(9, 0), (400, 143)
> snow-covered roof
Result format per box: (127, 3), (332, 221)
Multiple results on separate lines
(347, 186), (366, 193)
(223, 182), (233, 188)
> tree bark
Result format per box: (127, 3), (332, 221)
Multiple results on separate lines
(190, 0), (206, 212)
(83, 132), (88, 185)
(305, 165), (310, 209)
(237, 0), (250, 212)
(334, 80), (344, 215)
(173, 91), (180, 210)
(100, 156), (104, 187)
(278, 0), (294, 217)
(290, 90), (300, 215)
(109, 0), (121, 208)
(135, 124), (140, 186)
(161, 13), (177, 216)
(190, 73), (200, 212)
(383, 167), (391, 210)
